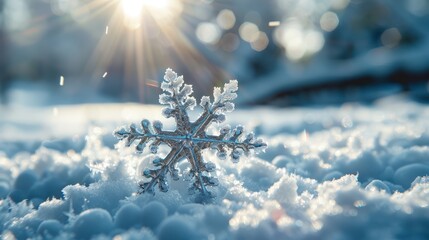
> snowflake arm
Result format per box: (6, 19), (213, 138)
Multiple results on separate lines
(114, 68), (267, 199)
(139, 143), (185, 194)
(192, 80), (238, 136)
(159, 68), (196, 133)
(185, 147), (217, 196)
(114, 120), (178, 153)
(202, 127), (267, 162)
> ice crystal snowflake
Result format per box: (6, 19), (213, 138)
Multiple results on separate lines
(114, 68), (266, 198)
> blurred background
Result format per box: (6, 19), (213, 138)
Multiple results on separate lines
(1, 0), (429, 107)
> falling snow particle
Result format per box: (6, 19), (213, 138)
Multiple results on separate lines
(268, 21), (280, 27)
(59, 76), (64, 86)
(105, 26), (109, 35)
(103, 72), (108, 78)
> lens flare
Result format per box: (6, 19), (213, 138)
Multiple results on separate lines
(121, 0), (143, 18)
(120, 0), (182, 29)
(121, 0), (144, 29)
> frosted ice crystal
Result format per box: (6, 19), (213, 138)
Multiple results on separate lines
(114, 68), (266, 198)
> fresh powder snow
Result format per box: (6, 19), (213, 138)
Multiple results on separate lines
(1, 91), (429, 239)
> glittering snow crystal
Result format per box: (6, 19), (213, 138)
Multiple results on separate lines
(114, 68), (266, 197)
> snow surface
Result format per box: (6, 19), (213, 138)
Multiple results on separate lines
(1, 96), (429, 239)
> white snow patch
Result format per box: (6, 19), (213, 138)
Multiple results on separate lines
(1, 98), (429, 239)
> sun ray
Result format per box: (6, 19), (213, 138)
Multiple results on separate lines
(5, 0), (229, 103)
(134, 29), (146, 101)
(82, 0), (229, 101)
(86, 7), (125, 82)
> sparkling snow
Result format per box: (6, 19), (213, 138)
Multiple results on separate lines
(1, 96), (429, 239)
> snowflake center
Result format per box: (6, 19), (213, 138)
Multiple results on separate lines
(184, 133), (194, 146)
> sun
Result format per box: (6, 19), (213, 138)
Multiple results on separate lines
(120, 0), (144, 29)
(121, 0), (144, 18)
(141, 0), (172, 11)
(120, 0), (181, 29)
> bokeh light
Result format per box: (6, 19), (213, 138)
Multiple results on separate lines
(320, 11), (339, 32)
(274, 19), (325, 61)
(216, 9), (236, 30)
(196, 22), (221, 44)
(219, 33), (240, 52)
(250, 32), (269, 52)
(381, 28), (402, 48)
(406, 0), (428, 16)
(331, 0), (350, 10)
(239, 22), (259, 43)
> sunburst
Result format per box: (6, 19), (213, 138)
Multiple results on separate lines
(79, 0), (226, 102)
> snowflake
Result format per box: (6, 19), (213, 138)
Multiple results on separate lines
(114, 68), (266, 198)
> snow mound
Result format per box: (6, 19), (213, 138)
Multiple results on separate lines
(1, 98), (429, 239)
